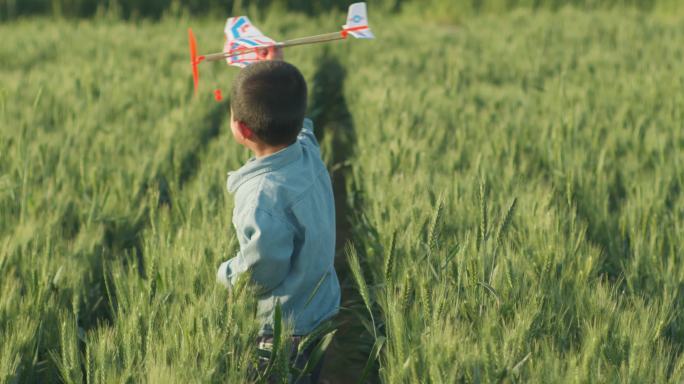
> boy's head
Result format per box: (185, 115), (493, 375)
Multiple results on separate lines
(230, 61), (307, 148)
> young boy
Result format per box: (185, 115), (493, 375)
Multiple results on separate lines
(216, 51), (340, 382)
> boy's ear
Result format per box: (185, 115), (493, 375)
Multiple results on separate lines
(237, 120), (255, 140)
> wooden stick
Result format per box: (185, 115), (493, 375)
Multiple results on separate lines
(200, 31), (346, 62)
(278, 31), (344, 48)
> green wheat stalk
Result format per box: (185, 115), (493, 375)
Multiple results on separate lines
(346, 242), (376, 339)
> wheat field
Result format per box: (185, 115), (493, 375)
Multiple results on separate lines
(1, 3), (683, 383)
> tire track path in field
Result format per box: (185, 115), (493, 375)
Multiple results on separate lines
(102, 101), (225, 274)
(308, 55), (375, 384)
(175, 101), (226, 189)
(524, 142), (630, 281)
(523, 134), (684, 361)
(28, 102), (230, 382)
(12, 97), (206, 380)
(528, 135), (684, 353)
(62, 103), (226, 376)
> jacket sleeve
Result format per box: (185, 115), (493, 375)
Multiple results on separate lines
(218, 207), (294, 293)
(297, 118), (319, 147)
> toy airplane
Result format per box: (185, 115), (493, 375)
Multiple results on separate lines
(188, 2), (374, 96)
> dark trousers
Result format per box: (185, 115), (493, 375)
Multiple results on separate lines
(256, 335), (325, 384)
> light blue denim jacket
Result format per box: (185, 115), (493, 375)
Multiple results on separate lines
(217, 118), (340, 336)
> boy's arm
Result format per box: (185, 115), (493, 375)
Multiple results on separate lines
(217, 207), (293, 293)
(297, 118), (319, 147)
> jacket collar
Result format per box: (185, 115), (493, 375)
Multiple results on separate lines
(226, 141), (302, 193)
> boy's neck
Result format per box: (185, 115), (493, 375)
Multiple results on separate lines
(252, 142), (289, 159)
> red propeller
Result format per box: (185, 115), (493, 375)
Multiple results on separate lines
(188, 28), (204, 95)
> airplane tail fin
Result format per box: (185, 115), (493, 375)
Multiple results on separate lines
(343, 2), (374, 39)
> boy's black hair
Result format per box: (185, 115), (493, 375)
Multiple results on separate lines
(230, 61), (307, 146)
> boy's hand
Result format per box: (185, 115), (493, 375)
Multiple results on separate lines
(217, 261), (231, 288)
(256, 46), (284, 61)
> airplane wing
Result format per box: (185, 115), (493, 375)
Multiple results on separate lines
(223, 16), (277, 67)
